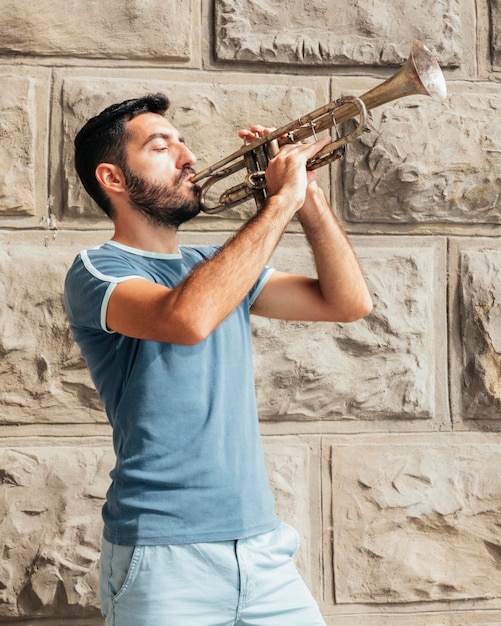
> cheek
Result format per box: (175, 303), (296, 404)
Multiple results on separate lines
(151, 156), (178, 179)
(132, 159), (176, 185)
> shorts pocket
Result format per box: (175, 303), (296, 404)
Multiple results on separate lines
(280, 522), (301, 558)
(113, 545), (143, 603)
(100, 538), (144, 613)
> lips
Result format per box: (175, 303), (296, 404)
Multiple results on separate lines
(178, 167), (196, 184)
(178, 169), (201, 196)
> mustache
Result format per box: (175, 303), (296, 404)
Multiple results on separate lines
(177, 166), (196, 184)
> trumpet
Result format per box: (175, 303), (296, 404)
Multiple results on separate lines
(192, 40), (447, 214)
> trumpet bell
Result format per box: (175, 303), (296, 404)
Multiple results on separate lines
(332, 40), (447, 128)
(409, 39), (447, 102)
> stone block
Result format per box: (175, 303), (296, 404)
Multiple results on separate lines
(324, 613), (452, 626)
(0, 70), (49, 225)
(252, 236), (447, 427)
(451, 611), (501, 626)
(53, 72), (326, 226)
(0, 233), (106, 424)
(0, 0), (194, 61)
(0, 443), (112, 619)
(492, 0), (501, 71)
(263, 436), (321, 595)
(215, 0), (463, 68)
(458, 247), (501, 421)
(341, 83), (501, 225)
(453, 614), (501, 625)
(0, 439), (319, 621)
(328, 437), (501, 603)
(0, 610), (105, 626)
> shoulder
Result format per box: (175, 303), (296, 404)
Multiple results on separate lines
(179, 244), (220, 263)
(67, 242), (160, 287)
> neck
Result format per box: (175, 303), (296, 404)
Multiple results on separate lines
(111, 212), (180, 254)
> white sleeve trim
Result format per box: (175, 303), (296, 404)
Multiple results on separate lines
(100, 283), (117, 333)
(80, 250), (148, 334)
(250, 267), (276, 307)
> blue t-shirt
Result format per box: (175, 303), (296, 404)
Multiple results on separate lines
(64, 241), (279, 545)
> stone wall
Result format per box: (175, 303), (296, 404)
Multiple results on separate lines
(0, 0), (500, 624)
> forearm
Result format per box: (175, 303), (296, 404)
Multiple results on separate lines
(297, 184), (373, 321)
(169, 195), (296, 341)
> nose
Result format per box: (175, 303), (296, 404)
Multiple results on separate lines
(177, 143), (197, 169)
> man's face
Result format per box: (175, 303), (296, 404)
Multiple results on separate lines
(121, 113), (201, 228)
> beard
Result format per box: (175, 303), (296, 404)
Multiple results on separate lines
(123, 164), (201, 229)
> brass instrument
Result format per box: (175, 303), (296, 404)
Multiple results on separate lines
(192, 40), (447, 214)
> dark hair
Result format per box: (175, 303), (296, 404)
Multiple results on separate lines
(74, 93), (170, 217)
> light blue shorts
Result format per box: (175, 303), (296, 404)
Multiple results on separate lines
(99, 521), (326, 625)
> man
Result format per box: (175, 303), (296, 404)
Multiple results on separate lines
(64, 93), (372, 626)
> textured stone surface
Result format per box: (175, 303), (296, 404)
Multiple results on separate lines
(263, 437), (321, 593)
(459, 249), (501, 420)
(0, 438), (317, 621)
(453, 615), (501, 624)
(324, 613), (452, 625)
(0, 74), (40, 220)
(342, 87), (501, 224)
(0, 236), (105, 424)
(330, 439), (501, 603)
(492, 0), (501, 70)
(0, 445), (111, 619)
(323, 614), (501, 625)
(253, 238), (446, 424)
(0, 0), (193, 61)
(215, 0), (462, 67)
(0, 612), (104, 626)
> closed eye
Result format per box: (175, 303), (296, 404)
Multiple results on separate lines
(142, 132), (172, 150)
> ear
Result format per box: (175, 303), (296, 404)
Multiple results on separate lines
(95, 163), (126, 194)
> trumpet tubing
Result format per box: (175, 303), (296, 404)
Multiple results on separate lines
(193, 40), (447, 214)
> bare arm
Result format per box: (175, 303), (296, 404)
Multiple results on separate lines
(251, 181), (373, 322)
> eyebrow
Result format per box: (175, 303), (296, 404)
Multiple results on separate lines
(141, 132), (185, 148)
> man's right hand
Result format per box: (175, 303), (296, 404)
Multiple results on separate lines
(264, 135), (331, 213)
(238, 124), (331, 214)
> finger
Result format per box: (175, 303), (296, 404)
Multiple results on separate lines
(273, 134), (331, 159)
(290, 135), (331, 160)
(238, 125), (276, 143)
(248, 124), (275, 136)
(303, 134), (331, 153)
(238, 129), (256, 142)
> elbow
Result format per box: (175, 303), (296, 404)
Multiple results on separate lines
(168, 310), (216, 346)
(165, 294), (231, 345)
(172, 323), (211, 346)
(175, 332), (207, 346)
(336, 295), (374, 323)
(357, 295), (374, 319)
